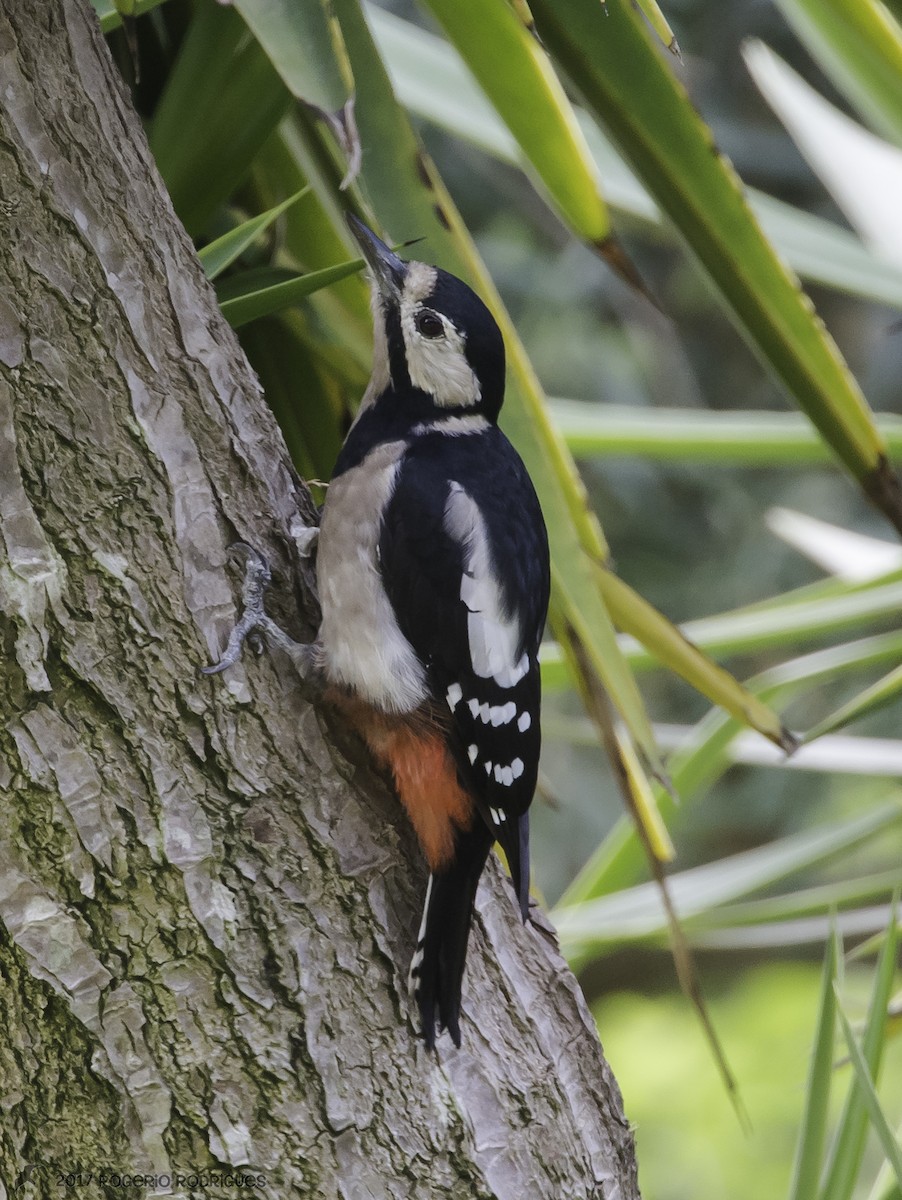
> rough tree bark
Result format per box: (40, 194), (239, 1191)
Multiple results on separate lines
(0, 2), (640, 1197)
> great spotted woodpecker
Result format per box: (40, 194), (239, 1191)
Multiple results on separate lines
(206, 217), (550, 1049)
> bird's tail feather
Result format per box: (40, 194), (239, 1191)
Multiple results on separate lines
(409, 820), (494, 1049)
(497, 811), (531, 921)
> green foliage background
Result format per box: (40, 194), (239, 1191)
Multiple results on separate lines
(95, 0), (902, 1195)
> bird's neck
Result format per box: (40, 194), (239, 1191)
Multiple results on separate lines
(333, 384), (490, 478)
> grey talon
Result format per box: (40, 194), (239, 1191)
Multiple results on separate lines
(202, 538), (321, 685)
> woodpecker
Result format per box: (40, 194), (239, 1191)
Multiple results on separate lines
(207, 216), (550, 1049)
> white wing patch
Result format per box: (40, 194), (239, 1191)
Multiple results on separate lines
(490, 702), (517, 726)
(444, 482), (526, 688)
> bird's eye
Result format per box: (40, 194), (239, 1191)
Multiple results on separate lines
(415, 310), (445, 339)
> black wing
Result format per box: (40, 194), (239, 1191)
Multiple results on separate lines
(379, 427), (549, 908)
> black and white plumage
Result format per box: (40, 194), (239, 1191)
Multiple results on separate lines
(203, 219), (549, 1046)
(316, 218), (550, 1048)
(377, 428), (546, 909)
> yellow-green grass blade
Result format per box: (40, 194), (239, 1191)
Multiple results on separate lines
(633, 0), (681, 55)
(558, 633), (902, 904)
(686, 877), (902, 938)
(247, 122), (374, 384)
(560, 614), (737, 1104)
(239, 312), (348, 485)
(836, 999), (902, 1193)
(553, 805), (902, 962)
(803, 663), (902, 744)
(774, 0), (902, 148)
(529, 0), (902, 535)
(233, 0), (359, 183)
(545, 567), (902, 683)
(149, 3), (291, 237)
(709, 570), (902, 617)
(619, 575), (902, 669)
(198, 187), (310, 281)
(541, 576), (902, 693)
(418, 0), (641, 286)
(869, 1175), (902, 1200)
(550, 402), (902, 465)
(234, 0), (354, 114)
(506, 0), (539, 36)
(821, 902), (900, 1200)
(617, 727), (675, 862)
(369, 5), (902, 311)
(542, 578), (662, 784)
(332, 0), (666, 780)
(245, 114), (378, 463)
(91, 0), (168, 30)
(254, 123), (372, 314)
(752, 189), (902, 309)
(597, 565), (797, 752)
(789, 929), (840, 1200)
(544, 719), (902, 783)
(553, 601), (674, 856)
(217, 256), (368, 328)
(850, 920), (902, 967)
(867, 1120), (902, 1200)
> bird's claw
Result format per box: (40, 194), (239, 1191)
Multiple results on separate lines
(202, 544), (276, 675)
(202, 541), (319, 684)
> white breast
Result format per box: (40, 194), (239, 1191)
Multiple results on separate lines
(316, 440), (428, 714)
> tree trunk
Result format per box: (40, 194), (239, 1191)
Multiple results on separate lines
(0, 2), (640, 1197)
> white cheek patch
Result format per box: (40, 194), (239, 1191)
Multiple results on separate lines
(403, 327), (482, 409)
(444, 483), (525, 689)
(399, 264), (481, 409)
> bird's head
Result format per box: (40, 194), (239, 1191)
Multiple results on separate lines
(347, 215), (505, 424)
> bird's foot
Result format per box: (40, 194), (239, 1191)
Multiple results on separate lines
(202, 543), (319, 688)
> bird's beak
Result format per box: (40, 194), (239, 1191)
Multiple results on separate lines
(346, 213), (407, 300)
